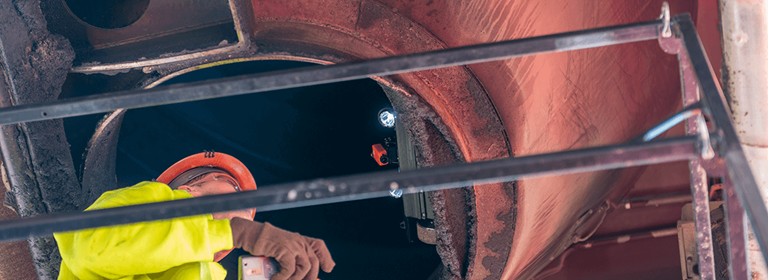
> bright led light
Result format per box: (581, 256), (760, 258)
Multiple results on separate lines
(389, 189), (403, 198)
(378, 109), (396, 128)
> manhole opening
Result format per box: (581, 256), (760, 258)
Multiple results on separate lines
(111, 60), (441, 279)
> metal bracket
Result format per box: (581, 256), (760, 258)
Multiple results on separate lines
(659, 2), (672, 38)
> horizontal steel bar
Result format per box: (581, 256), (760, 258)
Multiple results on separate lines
(0, 135), (697, 242)
(676, 14), (768, 261)
(0, 19), (661, 126)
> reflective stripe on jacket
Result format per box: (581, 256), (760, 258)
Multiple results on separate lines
(54, 182), (233, 280)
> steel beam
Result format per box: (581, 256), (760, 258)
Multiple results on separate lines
(677, 14), (768, 265)
(0, 135), (698, 242)
(680, 26), (716, 279)
(720, 0), (768, 277)
(0, 19), (661, 126)
(723, 174), (750, 280)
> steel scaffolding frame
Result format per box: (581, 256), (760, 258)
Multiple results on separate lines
(0, 10), (759, 280)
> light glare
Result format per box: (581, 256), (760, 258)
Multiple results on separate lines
(379, 110), (396, 128)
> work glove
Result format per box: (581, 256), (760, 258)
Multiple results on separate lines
(230, 217), (335, 280)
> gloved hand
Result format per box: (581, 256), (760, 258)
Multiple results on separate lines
(230, 217), (335, 280)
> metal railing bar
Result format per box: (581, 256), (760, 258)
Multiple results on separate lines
(0, 135), (698, 242)
(0, 20), (661, 126)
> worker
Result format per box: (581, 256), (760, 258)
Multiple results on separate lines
(53, 151), (334, 280)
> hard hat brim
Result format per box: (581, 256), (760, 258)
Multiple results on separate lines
(157, 152), (257, 192)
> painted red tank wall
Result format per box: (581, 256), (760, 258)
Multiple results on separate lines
(246, 0), (720, 278)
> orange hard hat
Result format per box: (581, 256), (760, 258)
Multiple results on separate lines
(156, 151), (257, 262)
(157, 151), (257, 192)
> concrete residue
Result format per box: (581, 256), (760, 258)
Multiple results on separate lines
(0, 0), (80, 279)
(380, 82), (471, 280)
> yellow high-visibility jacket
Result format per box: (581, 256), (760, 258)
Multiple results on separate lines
(54, 182), (233, 280)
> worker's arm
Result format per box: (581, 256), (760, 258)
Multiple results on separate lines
(54, 181), (233, 279)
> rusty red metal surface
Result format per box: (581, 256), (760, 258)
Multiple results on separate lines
(238, 0), (721, 279)
(0, 0), (724, 278)
(0, 182), (37, 280)
(538, 235), (683, 280)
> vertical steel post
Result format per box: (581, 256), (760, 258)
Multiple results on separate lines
(673, 12), (768, 278)
(661, 25), (717, 278)
(723, 174), (750, 280)
(682, 75), (717, 280)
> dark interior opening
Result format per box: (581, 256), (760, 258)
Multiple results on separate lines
(64, 0), (150, 29)
(101, 60), (442, 279)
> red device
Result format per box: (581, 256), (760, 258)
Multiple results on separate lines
(371, 143), (389, 166)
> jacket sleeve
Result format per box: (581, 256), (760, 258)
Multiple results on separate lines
(54, 181), (233, 279)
